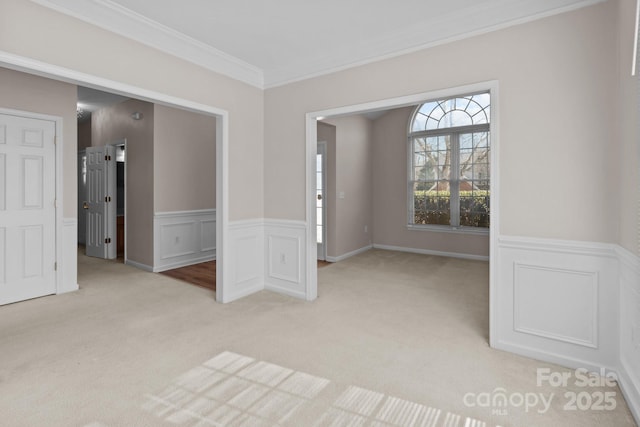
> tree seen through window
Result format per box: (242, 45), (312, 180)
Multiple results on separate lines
(409, 92), (490, 228)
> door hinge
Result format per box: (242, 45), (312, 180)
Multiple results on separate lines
(105, 196), (112, 202)
(105, 237), (112, 244)
(54, 262), (57, 271)
(53, 199), (57, 208)
(105, 154), (112, 161)
(54, 136), (57, 145)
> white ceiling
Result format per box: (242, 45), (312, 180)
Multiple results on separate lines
(33, 0), (603, 88)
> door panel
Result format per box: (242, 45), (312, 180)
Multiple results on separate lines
(0, 113), (56, 305)
(316, 142), (326, 261)
(85, 146), (116, 259)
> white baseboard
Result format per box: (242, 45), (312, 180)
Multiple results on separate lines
(153, 209), (216, 272)
(153, 255), (216, 273)
(619, 357), (640, 425)
(372, 243), (489, 261)
(125, 259), (154, 272)
(326, 244), (373, 262)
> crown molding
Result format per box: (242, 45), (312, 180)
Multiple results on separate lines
(30, 0), (604, 90)
(264, 0), (605, 88)
(30, 0), (264, 88)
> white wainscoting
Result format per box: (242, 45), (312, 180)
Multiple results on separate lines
(495, 236), (619, 372)
(153, 209), (216, 272)
(225, 219), (265, 302)
(617, 246), (640, 423)
(59, 218), (78, 294)
(264, 219), (307, 299)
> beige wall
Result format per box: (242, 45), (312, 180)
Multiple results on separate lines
(322, 115), (373, 257)
(0, 0), (264, 221)
(154, 104), (216, 212)
(372, 107), (490, 257)
(0, 67), (77, 217)
(616, 0), (640, 256)
(265, 1), (620, 245)
(92, 99), (154, 266)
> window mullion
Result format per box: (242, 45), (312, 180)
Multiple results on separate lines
(450, 133), (460, 227)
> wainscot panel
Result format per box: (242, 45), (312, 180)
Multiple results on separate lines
(494, 236), (618, 372)
(224, 219), (265, 302)
(264, 219), (307, 299)
(153, 209), (216, 272)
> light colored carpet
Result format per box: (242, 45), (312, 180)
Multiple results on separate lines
(0, 249), (636, 427)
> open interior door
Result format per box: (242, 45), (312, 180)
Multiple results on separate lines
(85, 146), (116, 259)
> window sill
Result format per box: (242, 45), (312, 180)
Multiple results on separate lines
(406, 224), (490, 235)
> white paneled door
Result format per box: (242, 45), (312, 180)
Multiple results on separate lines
(316, 142), (326, 261)
(85, 146), (116, 259)
(0, 113), (56, 305)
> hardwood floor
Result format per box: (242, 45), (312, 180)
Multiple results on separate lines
(160, 259), (332, 292)
(160, 261), (216, 291)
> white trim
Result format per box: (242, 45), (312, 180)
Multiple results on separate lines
(30, 0), (603, 88)
(326, 245), (373, 263)
(124, 259), (154, 272)
(633, 0), (639, 76)
(154, 254), (215, 273)
(618, 362), (640, 426)
(372, 244), (489, 262)
(306, 80), (499, 319)
(60, 218), (78, 294)
(30, 0), (264, 88)
(264, 281), (306, 300)
(154, 209), (217, 218)
(0, 50), (230, 304)
(499, 235), (618, 258)
(406, 224), (490, 235)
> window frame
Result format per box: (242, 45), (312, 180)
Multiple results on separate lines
(407, 92), (491, 234)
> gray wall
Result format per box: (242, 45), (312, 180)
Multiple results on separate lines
(0, 68), (77, 217)
(2, 0), (264, 222)
(265, 1), (623, 249)
(91, 99), (154, 266)
(322, 115), (373, 258)
(154, 104), (216, 213)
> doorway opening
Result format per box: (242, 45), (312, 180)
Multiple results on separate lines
(76, 86), (219, 292)
(305, 81), (499, 345)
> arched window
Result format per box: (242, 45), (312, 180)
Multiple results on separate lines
(408, 92), (490, 229)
